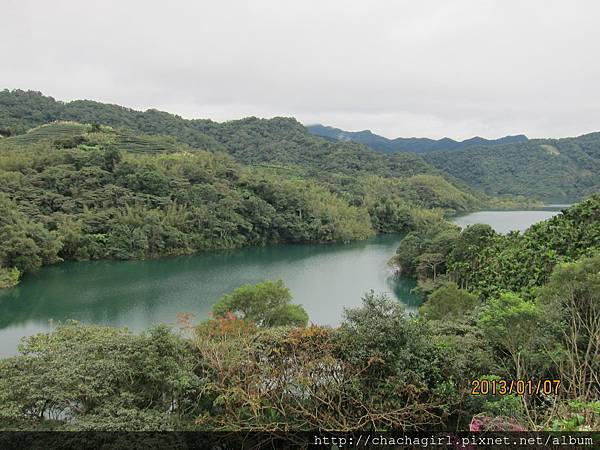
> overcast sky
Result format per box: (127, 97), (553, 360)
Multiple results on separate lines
(2, 0), (599, 140)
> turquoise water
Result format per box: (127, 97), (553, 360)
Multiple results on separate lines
(0, 234), (416, 357)
(0, 207), (567, 358)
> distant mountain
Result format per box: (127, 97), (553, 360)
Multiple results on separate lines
(306, 124), (528, 154)
(307, 124), (600, 202)
(5, 90), (596, 203)
(423, 133), (600, 202)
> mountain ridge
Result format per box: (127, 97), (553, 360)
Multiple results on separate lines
(0, 89), (495, 211)
(3, 89), (598, 202)
(422, 133), (600, 202)
(306, 123), (529, 154)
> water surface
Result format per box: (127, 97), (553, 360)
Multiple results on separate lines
(0, 235), (417, 357)
(1, 207), (569, 357)
(453, 206), (565, 233)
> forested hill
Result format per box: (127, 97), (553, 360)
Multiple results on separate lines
(0, 90), (439, 173)
(0, 89), (497, 207)
(3, 90), (598, 203)
(307, 122), (600, 202)
(307, 124), (528, 154)
(422, 133), (600, 202)
(1, 89), (520, 288)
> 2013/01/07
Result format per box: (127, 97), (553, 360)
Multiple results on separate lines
(471, 378), (560, 396)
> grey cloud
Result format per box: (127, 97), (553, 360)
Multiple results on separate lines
(1, 0), (599, 139)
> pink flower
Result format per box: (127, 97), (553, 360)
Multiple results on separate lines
(469, 415), (526, 432)
(469, 418), (483, 432)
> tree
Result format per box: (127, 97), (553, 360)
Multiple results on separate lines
(0, 322), (201, 430)
(416, 252), (445, 280)
(212, 279), (308, 327)
(0, 266), (20, 288)
(393, 219), (459, 278)
(337, 292), (468, 428)
(538, 254), (600, 401)
(420, 282), (478, 321)
(478, 292), (549, 427)
(478, 292), (541, 380)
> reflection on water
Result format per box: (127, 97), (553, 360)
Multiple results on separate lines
(1, 207), (566, 357)
(0, 234), (418, 357)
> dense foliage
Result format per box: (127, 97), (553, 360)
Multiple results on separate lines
(0, 323), (200, 430)
(0, 193), (61, 286)
(0, 90), (520, 287)
(391, 198), (600, 430)
(451, 197), (600, 299)
(394, 196), (600, 299)
(423, 135), (600, 201)
(0, 293), (488, 431)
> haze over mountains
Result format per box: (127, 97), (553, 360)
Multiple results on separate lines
(307, 124), (529, 154)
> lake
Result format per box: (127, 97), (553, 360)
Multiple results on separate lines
(452, 206), (565, 233)
(0, 207), (567, 358)
(0, 234), (418, 357)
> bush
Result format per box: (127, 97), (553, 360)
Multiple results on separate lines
(419, 281), (479, 321)
(0, 266), (20, 288)
(211, 279), (309, 327)
(0, 323), (201, 430)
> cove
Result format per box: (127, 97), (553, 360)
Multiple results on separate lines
(0, 234), (418, 357)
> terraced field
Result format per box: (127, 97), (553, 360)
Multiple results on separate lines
(9, 122), (89, 144)
(6, 122), (184, 155)
(110, 130), (181, 154)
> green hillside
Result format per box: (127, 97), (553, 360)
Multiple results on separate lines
(0, 90), (448, 177)
(0, 117), (494, 288)
(9, 122), (89, 144)
(0, 90), (498, 213)
(423, 135), (600, 202)
(4, 90), (596, 203)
